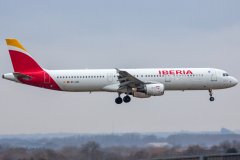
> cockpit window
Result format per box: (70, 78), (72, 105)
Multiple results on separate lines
(223, 73), (229, 76)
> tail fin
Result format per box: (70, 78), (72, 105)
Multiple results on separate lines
(6, 39), (43, 73)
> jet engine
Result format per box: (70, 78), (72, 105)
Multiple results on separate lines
(133, 83), (165, 98)
(145, 83), (165, 96)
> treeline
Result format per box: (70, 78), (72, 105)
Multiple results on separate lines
(167, 134), (240, 146)
(0, 140), (239, 160)
(1, 133), (240, 149)
(0, 134), (162, 149)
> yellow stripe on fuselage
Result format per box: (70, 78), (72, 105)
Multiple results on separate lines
(6, 39), (27, 52)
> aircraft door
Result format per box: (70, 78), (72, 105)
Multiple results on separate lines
(107, 73), (113, 82)
(44, 72), (50, 84)
(211, 69), (217, 81)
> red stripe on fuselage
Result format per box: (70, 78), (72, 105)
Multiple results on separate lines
(17, 71), (61, 91)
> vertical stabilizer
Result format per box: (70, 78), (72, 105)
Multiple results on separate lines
(6, 39), (43, 73)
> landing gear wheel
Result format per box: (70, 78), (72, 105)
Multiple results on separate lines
(123, 95), (131, 103)
(209, 97), (215, 102)
(208, 89), (215, 102)
(115, 97), (123, 104)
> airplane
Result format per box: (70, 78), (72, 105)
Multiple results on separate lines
(2, 39), (238, 104)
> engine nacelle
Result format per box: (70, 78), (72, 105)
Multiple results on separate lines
(145, 83), (164, 96)
(133, 92), (151, 98)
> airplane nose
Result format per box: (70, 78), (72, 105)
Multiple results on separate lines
(231, 77), (238, 86)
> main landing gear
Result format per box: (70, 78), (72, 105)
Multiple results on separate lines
(209, 89), (215, 102)
(123, 95), (131, 103)
(115, 93), (131, 104)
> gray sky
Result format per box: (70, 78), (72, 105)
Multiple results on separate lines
(0, 0), (239, 134)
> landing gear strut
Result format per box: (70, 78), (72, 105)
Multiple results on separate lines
(209, 89), (215, 102)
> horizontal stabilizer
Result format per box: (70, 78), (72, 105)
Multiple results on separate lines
(13, 72), (31, 80)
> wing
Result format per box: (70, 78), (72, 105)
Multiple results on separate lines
(116, 68), (145, 92)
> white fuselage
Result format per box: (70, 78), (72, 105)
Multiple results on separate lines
(46, 68), (237, 92)
(4, 39), (238, 103)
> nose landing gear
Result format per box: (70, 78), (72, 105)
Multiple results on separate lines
(210, 96), (215, 101)
(209, 89), (215, 101)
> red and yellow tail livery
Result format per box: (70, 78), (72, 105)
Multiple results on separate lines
(6, 39), (43, 73)
(4, 39), (61, 91)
